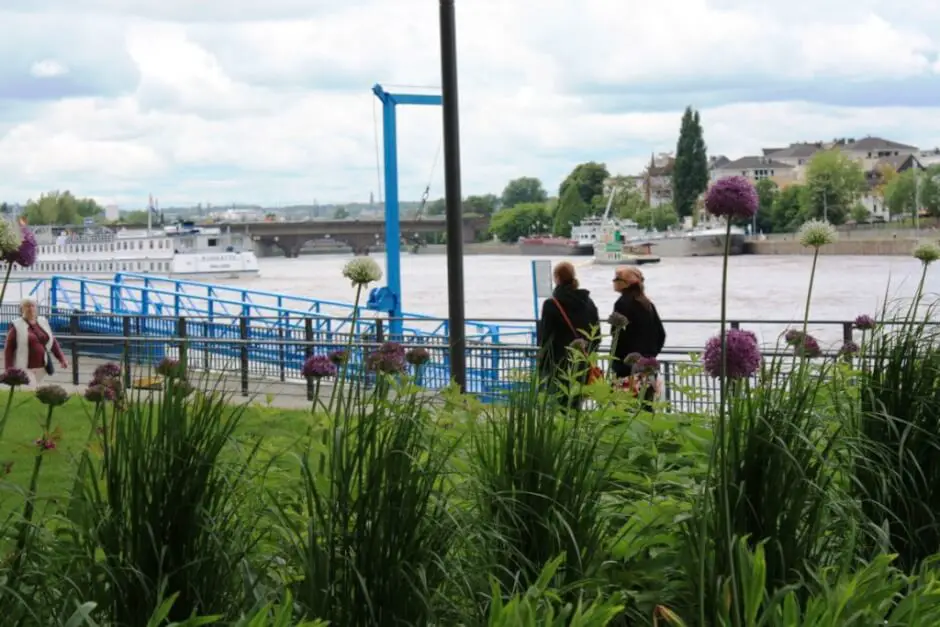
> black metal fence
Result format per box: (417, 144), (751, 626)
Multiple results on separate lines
(0, 307), (893, 412)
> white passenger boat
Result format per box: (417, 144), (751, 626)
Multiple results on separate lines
(14, 222), (260, 279)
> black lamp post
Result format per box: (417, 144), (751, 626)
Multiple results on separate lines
(439, 0), (467, 390)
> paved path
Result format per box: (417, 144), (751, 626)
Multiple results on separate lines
(39, 356), (324, 410)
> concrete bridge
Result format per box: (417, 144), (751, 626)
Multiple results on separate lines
(220, 216), (489, 257)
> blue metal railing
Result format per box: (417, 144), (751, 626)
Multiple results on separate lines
(45, 274), (536, 346)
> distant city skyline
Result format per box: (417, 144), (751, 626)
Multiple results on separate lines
(1, 1), (940, 206)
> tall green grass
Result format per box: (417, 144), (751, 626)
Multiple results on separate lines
(854, 303), (940, 572)
(64, 379), (264, 624)
(270, 374), (459, 626)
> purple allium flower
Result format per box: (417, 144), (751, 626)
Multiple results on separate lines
(703, 329), (762, 379)
(839, 341), (859, 357)
(795, 334), (822, 359)
(84, 383), (116, 404)
(328, 350), (348, 366)
(0, 368), (30, 387)
(36, 384), (69, 407)
(3, 227), (37, 268)
(608, 312), (629, 331)
(155, 358), (182, 378)
(366, 341), (407, 375)
(405, 347), (431, 366)
(784, 329), (805, 346)
(853, 314), (876, 331)
(302, 354), (337, 379)
(624, 352), (642, 367)
(92, 363), (122, 383)
(34, 436), (56, 451)
(633, 356), (660, 376)
(704, 176), (759, 220)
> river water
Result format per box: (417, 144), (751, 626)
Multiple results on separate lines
(230, 254), (940, 351)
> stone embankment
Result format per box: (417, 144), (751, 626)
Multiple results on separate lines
(747, 227), (940, 256)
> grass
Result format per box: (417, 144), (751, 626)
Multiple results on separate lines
(0, 392), (311, 517)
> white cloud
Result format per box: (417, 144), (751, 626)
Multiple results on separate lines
(1, 0), (939, 207)
(29, 59), (68, 78)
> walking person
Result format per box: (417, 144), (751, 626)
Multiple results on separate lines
(610, 267), (666, 409)
(3, 298), (68, 386)
(537, 261), (600, 408)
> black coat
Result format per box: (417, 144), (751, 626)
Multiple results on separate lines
(537, 285), (600, 374)
(610, 293), (666, 378)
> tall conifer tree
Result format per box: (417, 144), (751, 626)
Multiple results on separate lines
(673, 106), (709, 218)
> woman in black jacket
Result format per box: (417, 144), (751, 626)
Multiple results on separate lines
(537, 261), (600, 403)
(610, 266), (666, 386)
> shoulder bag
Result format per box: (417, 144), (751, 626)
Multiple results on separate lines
(552, 298), (603, 384)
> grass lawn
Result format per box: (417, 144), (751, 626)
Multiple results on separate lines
(0, 391), (318, 518)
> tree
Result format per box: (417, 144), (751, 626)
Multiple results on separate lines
(333, 206), (350, 219)
(849, 203), (872, 223)
(552, 183), (590, 237)
(489, 203), (551, 242)
(873, 162), (898, 211)
(753, 179), (779, 234)
(924, 166), (940, 218)
(771, 184), (806, 232)
(23, 191), (104, 225)
(463, 194), (499, 217)
(500, 177), (547, 208)
(634, 204), (680, 231)
(613, 186), (649, 220)
(883, 170), (917, 220)
(558, 162), (610, 208)
(672, 107), (709, 218)
(425, 198), (446, 216)
(802, 150), (866, 224)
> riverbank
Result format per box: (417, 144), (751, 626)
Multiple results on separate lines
(745, 237), (937, 256)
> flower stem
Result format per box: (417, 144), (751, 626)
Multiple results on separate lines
(0, 387), (14, 440)
(801, 248), (820, 337)
(0, 262), (14, 312)
(10, 405), (54, 581)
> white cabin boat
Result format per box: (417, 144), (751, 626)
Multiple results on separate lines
(15, 223), (260, 279)
(593, 222), (661, 265)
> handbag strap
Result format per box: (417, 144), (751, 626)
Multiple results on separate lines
(552, 297), (589, 356)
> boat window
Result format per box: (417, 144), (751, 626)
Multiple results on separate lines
(208, 238), (218, 247)
(138, 241), (143, 250)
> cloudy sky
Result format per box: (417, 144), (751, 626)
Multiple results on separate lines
(2, 0), (940, 208)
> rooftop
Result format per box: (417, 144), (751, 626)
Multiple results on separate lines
(718, 156), (795, 170)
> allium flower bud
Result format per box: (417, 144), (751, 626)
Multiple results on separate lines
(302, 354), (337, 379)
(0, 219), (23, 256)
(607, 312), (629, 331)
(703, 329), (761, 379)
(3, 227), (37, 268)
(784, 329), (805, 346)
(342, 257), (383, 286)
(0, 368), (30, 387)
(704, 176), (759, 220)
(36, 385), (69, 407)
(853, 314), (876, 331)
(328, 350), (348, 365)
(92, 363), (122, 383)
(633, 356), (660, 376)
(795, 334), (822, 359)
(405, 347), (431, 366)
(913, 242), (940, 266)
(839, 341), (859, 357)
(366, 341), (407, 374)
(624, 352), (642, 367)
(155, 358), (182, 378)
(798, 219), (837, 249)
